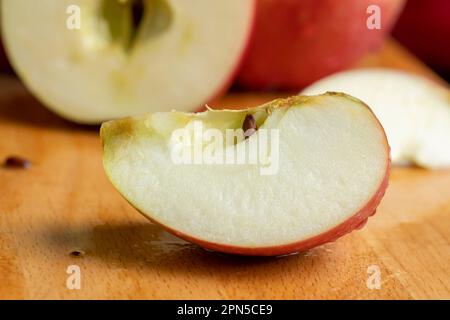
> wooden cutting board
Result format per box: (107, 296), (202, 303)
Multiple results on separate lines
(0, 40), (449, 299)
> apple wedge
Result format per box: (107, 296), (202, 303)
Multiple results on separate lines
(1, 0), (255, 123)
(302, 69), (450, 168)
(101, 93), (390, 256)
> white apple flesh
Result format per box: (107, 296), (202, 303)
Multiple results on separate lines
(302, 69), (450, 169)
(101, 93), (390, 256)
(1, 0), (255, 123)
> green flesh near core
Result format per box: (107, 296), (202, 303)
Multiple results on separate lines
(100, 0), (172, 52)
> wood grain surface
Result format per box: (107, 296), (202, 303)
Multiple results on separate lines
(0, 40), (449, 299)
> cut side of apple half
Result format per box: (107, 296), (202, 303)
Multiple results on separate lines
(1, 0), (255, 123)
(101, 93), (390, 256)
(302, 68), (450, 169)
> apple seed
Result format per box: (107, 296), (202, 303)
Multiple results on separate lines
(70, 250), (85, 257)
(3, 156), (31, 169)
(131, 0), (145, 38)
(242, 114), (257, 139)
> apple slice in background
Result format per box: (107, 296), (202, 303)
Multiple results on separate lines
(236, 0), (406, 90)
(302, 69), (450, 169)
(1, 0), (255, 123)
(101, 93), (390, 256)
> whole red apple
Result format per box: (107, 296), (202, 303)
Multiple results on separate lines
(393, 0), (450, 74)
(237, 0), (406, 90)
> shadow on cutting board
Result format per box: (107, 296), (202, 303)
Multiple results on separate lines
(42, 221), (332, 277)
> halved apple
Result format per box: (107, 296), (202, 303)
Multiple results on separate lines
(1, 0), (255, 123)
(101, 93), (390, 256)
(302, 69), (450, 168)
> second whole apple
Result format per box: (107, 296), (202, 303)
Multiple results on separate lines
(237, 0), (406, 90)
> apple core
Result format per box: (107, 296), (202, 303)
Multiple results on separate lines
(100, 0), (173, 53)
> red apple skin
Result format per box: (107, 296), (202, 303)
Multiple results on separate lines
(134, 101), (391, 257)
(393, 0), (450, 73)
(236, 0), (406, 90)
